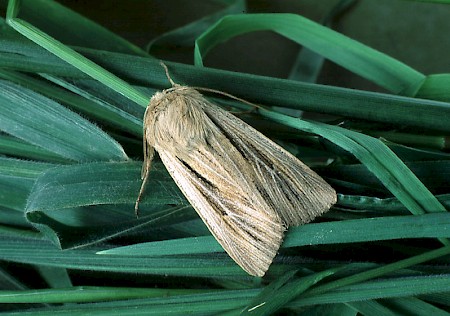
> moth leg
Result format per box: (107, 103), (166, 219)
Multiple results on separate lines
(135, 127), (155, 217)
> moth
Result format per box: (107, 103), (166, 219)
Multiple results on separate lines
(136, 63), (336, 277)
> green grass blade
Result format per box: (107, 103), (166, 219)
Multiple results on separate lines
(288, 0), (357, 82)
(0, 236), (244, 277)
(292, 275), (450, 306)
(26, 204), (196, 250)
(2, 34), (450, 133)
(0, 80), (127, 161)
(1, 275), (448, 311)
(98, 235), (222, 256)
(24, 161), (188, 248)
(337, 194), (408, 212)
(1, 2), (450, 314)
(195, 14), (425, 94)
(0, 157), (53, 212)
(368, 131), (447, 150)
(388, 141), (450, 161)
(0, 286), (208, 304)
(338, 194), (450, 214)
(416, 74), (450, 103)
(6, 0), (149, 107)
(420, 293), (450, 307)
(14, 0), (148, 56)
(26, 161), (183, 212)
(380, 297), (450, 316)
(147, 0), (246, 51)
(0, 69), (142, 136)
(241, 269), (297, 314)
(324, 161), (450, 199)
(305, 246), (450, 297)
(242, 269), (336, 315)
(0, 157), (54, 179)
(0, 134), (68, 163)
(285, 213), (449, 245)
(258, 110), (447, 220)
(296, 304), (357, 316)
(40, 74), (143, 136)
(345, 300), (398, 316)
(36, 266), (72, 289)
(0, 289), (256, 315)
(0, 224), (41, 239)
(99, 213), (450, 257)
(407, 0), (450, 3)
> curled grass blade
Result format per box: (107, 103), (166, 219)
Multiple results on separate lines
(147, 0), (246, 51)
(288, 0), (358, 82)
(195, 13), (425, 94)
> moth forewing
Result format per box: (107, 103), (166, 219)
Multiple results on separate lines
(159, 151), (284, 277)
(137, 67), (336, 276)
(204, 105), (337, 226)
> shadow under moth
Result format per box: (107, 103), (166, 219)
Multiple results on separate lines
(136, 63), (336, 277)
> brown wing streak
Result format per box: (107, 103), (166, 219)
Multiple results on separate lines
(158, 144), (284, 277)
(204, 105), (337, 226)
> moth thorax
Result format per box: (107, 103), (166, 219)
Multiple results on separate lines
(147, 91), (211, 151)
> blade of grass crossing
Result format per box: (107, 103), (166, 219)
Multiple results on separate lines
(6, 0), (149, 108)
(242, 269), (336, 315)
(303, 246), (450, 297)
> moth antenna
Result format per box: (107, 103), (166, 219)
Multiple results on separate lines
(159, 62), (261, 112)
(191, 87), (263, 112)
(160, 61), (177, 87)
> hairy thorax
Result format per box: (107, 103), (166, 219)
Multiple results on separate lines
(145, 86), (212, 154)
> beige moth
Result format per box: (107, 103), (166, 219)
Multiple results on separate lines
(136, 63), (336, 277)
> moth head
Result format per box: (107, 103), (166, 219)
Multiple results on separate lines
(148, 86), (197, 110)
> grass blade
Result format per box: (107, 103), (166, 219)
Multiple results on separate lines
(195, 13), (425, 94)
(6, 0), (149, 107)
(2, 35), (450, 133)
(242, 269), (336, 315)
(0, 80), (127, 161)
(99, 213), (450, 257)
